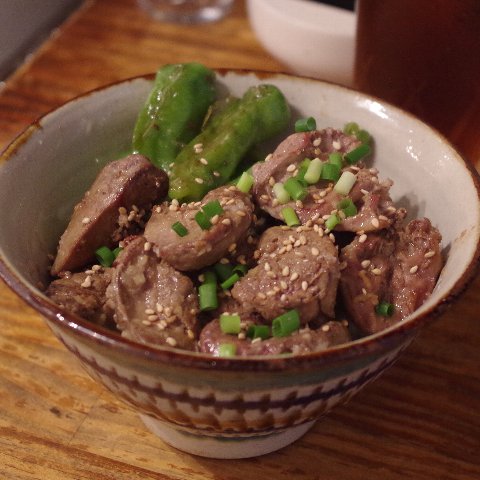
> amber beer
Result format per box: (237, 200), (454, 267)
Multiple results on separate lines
(354, 0), (480, 167)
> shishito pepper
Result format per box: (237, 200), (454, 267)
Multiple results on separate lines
(132, 63), (216, 171)
(168, 84), (291, 201)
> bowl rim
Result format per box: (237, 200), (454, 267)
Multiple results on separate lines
(1, 68), (480, 372)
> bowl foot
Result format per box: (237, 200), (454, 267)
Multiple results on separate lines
(139, 414), (316, 459)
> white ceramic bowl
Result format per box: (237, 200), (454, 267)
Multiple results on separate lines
(247, 0), (356, 85)
(1, 70), (479, 459)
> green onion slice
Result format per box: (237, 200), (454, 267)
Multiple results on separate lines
(375, 301), (395, 317)
(112, 247), (123, 258)
(202, 199), (224, 219)
(213, 262), (234, 281)
(325, 213), (340, 231)
(334, 171), (357, 195)
(199, 283), (218, 311)
(356, 129), (371, 144)
(220, 314), (241, 334)
(236, 171), (254, 193)
(171, 221), (189, 237)
(247, 324), (271, 340)
(272, 309), (300, 337)
(273, 182), (291, 204)
(344, 143), (372, 164)
(220, 273), (240, 290)
(232, 264), (248, 276)
(281, 207), (300, 227)
(195, 211), (212, 230)
(295, 116), (317, 132)
(344, 121), (360, 136)
(320, 162), (341, 182)
(295, 158), (311, 185)
(303, 157), (323, 184)
(338, 198), (357, 217)
(95, 246), (115, 267)
(284, 177), (307, 201)
(218, 343), (237, 357)
(328, 152), (343, 169)
(202, 269), (217, 285)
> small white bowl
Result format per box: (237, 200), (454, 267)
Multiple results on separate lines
(1, 70), (479, 459)
(247, 0), (356, 85)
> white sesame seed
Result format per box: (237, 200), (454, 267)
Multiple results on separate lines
(280, 294), (287, 302)
(156, 303), (164, 313)
(199, 157), (208, 165)
(141, 320), (152, 326)
(195, 177), (204, 184)
(358, 234), (367, 243)
(257, 292), (267, 300)
(361, 259), (371, 269)
(280, 281), (288, 290)
(264, 262), (271, 271)
(80, 276), (92, 288)
(321, 324), (331, 332)
(410, 265), (419, 274)
(371, 217), (380, 228)
(221, 218), (231, 226)
(424, 250), (436, 258)
(301, 281), (308, 291)
(311, 247), (320, 256)
(362, 288), (367, 295)
(236, 210), (246, 217)
(287, 164), (296, 172)
(332, 140), (341, 150)
(145, 308), (155, 315)
(213, 171), (221, 177)
(379, 215), (389, 222)
(166, 337), (177, 347)
(282, 266), (290, 277)
(371, 268), (382, 275)
(148, 314), (158, 321)
(290, 272), (299, 281)
(82, 217), (91, 224)
(193, 143), (203, 153)
(265, 153), (273, 162)
(313, 138), (322, 147)
(269, 176), (275, 186)
(144, 242), (152, 251)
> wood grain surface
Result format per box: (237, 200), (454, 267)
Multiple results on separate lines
(1, 1), (479, 479)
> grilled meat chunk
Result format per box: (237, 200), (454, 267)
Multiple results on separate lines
(51, 154), (168, 275)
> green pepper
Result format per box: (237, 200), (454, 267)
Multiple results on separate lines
(132, 63), (216, 171)
(168, 84), (291, 201)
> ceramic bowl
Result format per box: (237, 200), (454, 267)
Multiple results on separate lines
(246, 0), (356, 86)
(1, 70), (479, 459)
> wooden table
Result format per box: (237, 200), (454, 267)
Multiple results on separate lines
(0, 1), (479, 478)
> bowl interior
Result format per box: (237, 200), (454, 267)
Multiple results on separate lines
(1, 70), (479, 347)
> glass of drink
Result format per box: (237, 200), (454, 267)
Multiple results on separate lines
(354, 0), (480, 167)
(137, 0), (234, 24)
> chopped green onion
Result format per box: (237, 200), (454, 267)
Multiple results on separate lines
(281, 207), (300, 227)
(171, 221), (189, 237)
(334, 171), (357, 195)
(220, 273), (240, 290)
(295, 158), (311, 185)
(284, 177), (307, 201)
(199, 282), (218, 311)
(202, 270), (217, 284)
(295, 116), (317, 132)
(325, 213), (340, 231)
(220, 314), (241, 334)
(95, 246), (115, 267)
(338, 198), (357, 217)
(320, 162), (341, 182)
(232, 264), (248, 276)
(328, 152), (343, 169)
(303, 157), (323, 184)
(272, 309), (300, 337)
(344, 143), (372, 164)
(247, 324), (271, 340)
(236, 171), (254, 193)
(273, 182), (291, 204)
(344, 121), (360, 136)
(195, 211), (212, 230)
(375, 301), (394, 317)
(218, 343), (237, 357)
(202, 199), (224, 219)
(112, 247), (123, 258)
(356, 129), (371, 144)
(213, 262), (234, 281)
